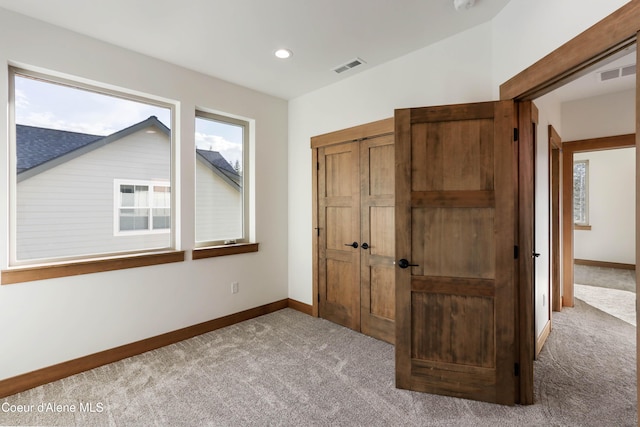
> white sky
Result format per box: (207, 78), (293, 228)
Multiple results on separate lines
(15, 74), (243, 167)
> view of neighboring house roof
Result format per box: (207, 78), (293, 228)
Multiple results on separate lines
(16, 126), (102, 174)
(196, 149), (241, 188)
(16, 116), (241, 189)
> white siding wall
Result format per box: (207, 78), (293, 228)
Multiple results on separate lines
(17, 131), (171, 261)
(195, 164), (242, 242)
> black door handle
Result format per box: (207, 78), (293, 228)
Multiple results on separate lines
(361, 242), (369, 250)
(344, 242), (358, 249)
(533, 252), (541, 258)
(397, 258), (419, 269)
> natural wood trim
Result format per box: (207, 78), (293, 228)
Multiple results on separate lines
(535, 320), (552, 360)
(310, 117), (393, 149)
(288, 298), (313, 316)
(500, 0), (640, 100)
(311, 148), (319, 317)
(549, 125), (562, 313)
(192, 243), (259, 260)
(574, 224), (592, 231)
(1, 251), (185, 285)
(561, 134), (636, 308)
(0, 299), (288, 399)
(564, 133), (635, 152)
(575, 259), (635, 270)
(517, 101), (536, 405)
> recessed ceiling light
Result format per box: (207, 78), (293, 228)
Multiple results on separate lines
(274, 48), (293, 59)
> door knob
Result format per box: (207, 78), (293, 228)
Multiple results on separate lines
(397, 258), (419, 269)
(532, 252), (541, 258)
(344, 242), (359, 249)
(361, 242), (369, 250)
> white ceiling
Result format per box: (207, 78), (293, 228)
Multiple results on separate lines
(550, 51), (637, 103)
(0, 0), (512, 100)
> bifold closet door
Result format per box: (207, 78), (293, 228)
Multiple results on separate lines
(317, 141), (361, 331)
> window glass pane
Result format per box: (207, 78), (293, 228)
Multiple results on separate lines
(13, 69), (173, 263)
(195, 113), (245, 244)
(573, 160), (588, 225)
(119, 208), (150, 231)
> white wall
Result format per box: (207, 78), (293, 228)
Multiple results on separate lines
(561, 89), (636, 141)
(574, 148), (635, 264)
(0, 8), (288, 380)
(562, 89), (635, 265)
(288, 22), (495, 304)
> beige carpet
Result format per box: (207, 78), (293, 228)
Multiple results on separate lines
(0, 303), (636, 426)
(575, 283), (636, 326)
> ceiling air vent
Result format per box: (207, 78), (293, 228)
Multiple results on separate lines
(333, 57), (366, 74)
(599, 64), (636, 82)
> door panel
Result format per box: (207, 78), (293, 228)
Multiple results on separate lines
(318, 142), (360, 330)
(361, 134), (395, 343)
(395, 101), (517, 405)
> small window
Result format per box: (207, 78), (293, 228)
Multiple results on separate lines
(115, 180), (170, 234)
(573, 159), (589, 226)
(194, 111), (248, 246)
(9, 67), (174, 265)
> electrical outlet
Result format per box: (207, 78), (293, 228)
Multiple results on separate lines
(231, 282), (239, 294)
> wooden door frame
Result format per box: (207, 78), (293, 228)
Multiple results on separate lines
(311, 118), (395, 317)
(499, 0), (640, 406)
(561, 134), (636, 308)
(548, 126), (562, 313)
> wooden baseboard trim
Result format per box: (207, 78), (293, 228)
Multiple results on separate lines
(535, 320), (552, 359)
(574, 259), (635, 270)
(287, 298), (313, 316)
(0, 299), (288, 399)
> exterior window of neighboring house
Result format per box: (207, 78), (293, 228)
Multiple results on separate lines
(115, 180), (170, 234)
(573, 159), (589, 226)
(9, 67), (174, 265)
(194, 111), (248, 246)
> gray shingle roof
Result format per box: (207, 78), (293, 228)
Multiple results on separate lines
(16, 117), (241, 190)
(16, 126), (102, 173)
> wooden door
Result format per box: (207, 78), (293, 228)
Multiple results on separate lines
(395, 101), (518, 405)
(360, 134), (395, 344)
(318, 142), (361, 330)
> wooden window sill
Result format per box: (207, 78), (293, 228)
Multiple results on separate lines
(192, 243), (259, 260)
(1, 251), (185, 285)
(574, 224), (592, 231)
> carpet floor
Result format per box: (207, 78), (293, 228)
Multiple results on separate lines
(0, 301), (636, 426)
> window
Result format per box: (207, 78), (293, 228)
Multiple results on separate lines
(116, 180), (170, 233)
(194, 111), (248, 246)
(573, 159), (589, 226)
(9, 67), (175, 265)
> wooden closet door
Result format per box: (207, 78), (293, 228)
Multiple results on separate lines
(360, 134), (395, 344)
(317, 142), (361, 330)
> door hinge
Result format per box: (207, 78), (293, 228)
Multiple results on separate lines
(317, 162), (320, 170)
(514, 245), (519, 259)
(514, 363), (520, 377)
(513, 128), (519, 142)
(318, 293), (321, 303)
(315, 227), (320, 236)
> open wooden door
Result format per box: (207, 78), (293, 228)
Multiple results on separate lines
(394, 101), (519, 405)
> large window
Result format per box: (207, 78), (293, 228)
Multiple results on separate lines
(194, 111), (248, 246)
(9, 67), (174, 265)
(573, 159), (589, 226)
